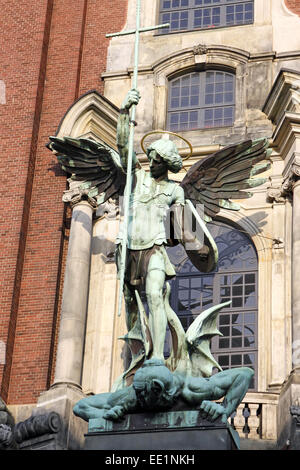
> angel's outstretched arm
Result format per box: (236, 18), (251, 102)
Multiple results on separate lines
(117, 89), (140, 170)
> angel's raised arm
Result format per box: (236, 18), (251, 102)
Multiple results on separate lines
(117, 89), (141, 170)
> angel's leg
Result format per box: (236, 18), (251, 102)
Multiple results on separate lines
(145, 251), (167, 361)
(122, 282), (141, 372)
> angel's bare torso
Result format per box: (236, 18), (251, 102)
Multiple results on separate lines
(116, 167), (184, 250)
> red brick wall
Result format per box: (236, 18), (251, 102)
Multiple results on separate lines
(285, 0), (300, 16)
(0, 0), (53, 403)
(0, 0), (128, 404)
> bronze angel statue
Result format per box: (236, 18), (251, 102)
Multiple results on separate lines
(47, 89), (270, 410)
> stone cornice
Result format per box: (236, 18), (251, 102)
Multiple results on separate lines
(271, 112), (300, 160)
(102, 50), (300, 82)
(263, 69), (300, 125)
(101, 45), (250, 80)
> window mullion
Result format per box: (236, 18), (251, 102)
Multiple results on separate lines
(220, 3), (226, 26)
(188, 6), (193, 30)
(199, 71), (205, 109)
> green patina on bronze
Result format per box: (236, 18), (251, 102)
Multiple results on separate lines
(47, 86), (270, 430)
(73, 356), (253, 443)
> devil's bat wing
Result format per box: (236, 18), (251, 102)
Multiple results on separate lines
(185, 300), (232, 377)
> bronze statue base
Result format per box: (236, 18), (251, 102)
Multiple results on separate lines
(84, 408), (239, 450)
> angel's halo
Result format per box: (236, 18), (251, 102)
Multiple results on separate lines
(140, 130), (193, 161)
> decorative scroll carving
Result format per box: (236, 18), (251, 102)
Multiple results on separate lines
(0, 397), (14, 426)
(14, 412), (62, 444)
(267, 181), (286, 203)
(63, 178), (98, 209)
(95, 197), (119, 220)
(0, 424), (16, 450)
(290, 405), (300, 425)
(267, 160), (300, 202)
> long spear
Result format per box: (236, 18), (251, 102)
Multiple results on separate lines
(106, 1), (169, 317)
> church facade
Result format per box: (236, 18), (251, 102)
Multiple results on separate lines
(1, 0), (300, 450)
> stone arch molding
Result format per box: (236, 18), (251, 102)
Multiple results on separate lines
(152, 45), (250, 130)
(216, 207), (271, 255)
(55, 90), (119, 150)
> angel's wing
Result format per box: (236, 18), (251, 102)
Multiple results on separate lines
(47, 136), (125, 205)
(181, 138), (271, 220)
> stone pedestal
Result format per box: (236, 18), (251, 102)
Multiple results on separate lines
(35, 384), (88, 449)
(84, 409), (239, 450)
(277, 371), (300, 448)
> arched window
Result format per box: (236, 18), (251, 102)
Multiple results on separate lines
(168, 70), (235, 131)
(159, 0), (254, 34)
(167, 220), (258, 390)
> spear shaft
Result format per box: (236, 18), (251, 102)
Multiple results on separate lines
(116, 0), (141, 317)
(106, 1), (169, 317)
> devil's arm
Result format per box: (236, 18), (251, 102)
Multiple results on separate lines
(181, 367), (254, 422)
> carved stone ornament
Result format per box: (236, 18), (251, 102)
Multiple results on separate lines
(63, 178), (98, 209)
(282, 161), (300, 196)
(193, 44), (207, 55)
(0, 397), (13, 426)
(14, 412), (62, 444)
(0, 424), (16, 450)
(290, 405), (300, 425)
(266, 175), (287, 203)
(266, 185), (286, 203)
(290, 81), (300, 114)
(95, 197), (119, 220)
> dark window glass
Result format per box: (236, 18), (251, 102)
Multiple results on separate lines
(159, 0), (253, 33)
(167, 220), (258, 390)
(168, 70), (235, 131)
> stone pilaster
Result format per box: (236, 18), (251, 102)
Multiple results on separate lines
(53, 198), (96, 388)
(264, 71), (300, 447)
(81, 199), (125, 395)
(36, 196), (96, 449)
(283, 161), (300, 366)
